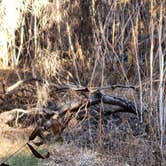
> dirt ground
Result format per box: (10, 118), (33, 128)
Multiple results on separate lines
(0, 124), (32, 158)
(0, 122), (126, 166)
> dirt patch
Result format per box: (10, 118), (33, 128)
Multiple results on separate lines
(0, 124), (33, 158)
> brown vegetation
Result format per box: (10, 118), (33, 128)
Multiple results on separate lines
(0, 0), (166, 165)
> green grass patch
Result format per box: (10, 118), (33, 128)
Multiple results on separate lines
(8, 153), (41, 166)
(6, 148), (48, 166)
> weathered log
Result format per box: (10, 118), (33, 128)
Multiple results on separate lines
(56, 91), (138, 119)
(0, 78), (144, 137)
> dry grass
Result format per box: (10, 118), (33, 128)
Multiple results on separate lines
(0, 0), (166, 165)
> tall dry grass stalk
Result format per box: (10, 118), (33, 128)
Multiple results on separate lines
(0, 0), (25, 68)
(132, 12), (143, 121)
(0, 0), (45, 68)
(158, 2), (164, 150)
(150, 0), (154, 106)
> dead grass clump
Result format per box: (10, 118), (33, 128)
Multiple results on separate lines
(33, 50), (62, 80)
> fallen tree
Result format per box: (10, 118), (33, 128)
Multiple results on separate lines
(0, 77), (147, 165)
(0, 77), (145, 134)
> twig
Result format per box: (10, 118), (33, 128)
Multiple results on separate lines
(5, 78), (43, 94)
(3, 77), (136, 95)
(95, 85), (136, 91)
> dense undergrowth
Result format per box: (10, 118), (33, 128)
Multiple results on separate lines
(0, 0), (166, 165)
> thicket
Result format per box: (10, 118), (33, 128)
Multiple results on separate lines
(0, 0), (165, 165)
